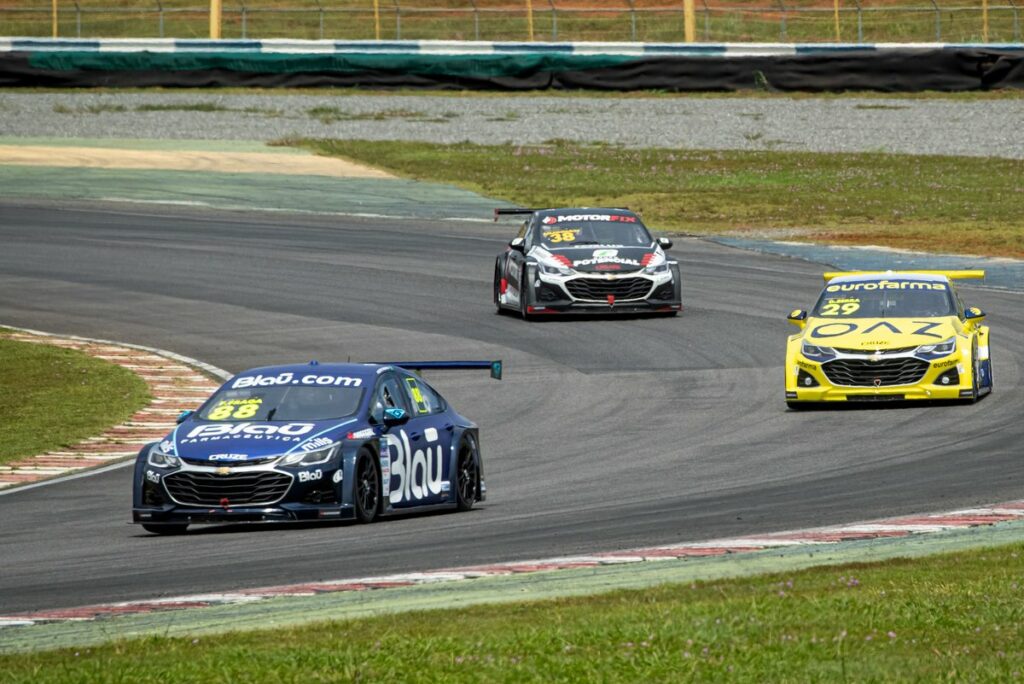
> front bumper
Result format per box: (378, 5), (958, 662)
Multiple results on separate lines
(133, 502), (355, 525)
(529, 266), (681, 315)
(785, 351), (972, 402)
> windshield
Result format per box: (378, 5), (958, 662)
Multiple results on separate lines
(538, 216), (652, 248)
(199, 386), (364, 422)
(812, 280), (956, 318)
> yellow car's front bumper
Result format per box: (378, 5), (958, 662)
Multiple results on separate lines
(785, 354), (973, 403)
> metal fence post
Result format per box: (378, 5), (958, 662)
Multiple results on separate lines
(240, 0), (247, 38)
(73, 0), (81, 37)
(1011, 0), (1021, 40)
(154, 0), (163, 38)
(393, 0), (401, 39)
(702, 0), (710, 40)
(852, 0), (862, 42)
(627, 0), (636, 40)
(928, 0), (940, 40)
(314, 0), (323, 39)
(548, 0), (558, 39)
(777, 0), (787, 40)
(469, 0), (479, 40)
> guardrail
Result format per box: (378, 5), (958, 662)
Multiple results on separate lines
(2, 2), (1021, 43)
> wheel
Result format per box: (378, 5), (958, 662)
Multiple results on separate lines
(354, 448), (380, 523)
(493, 260), (505, 314)
(519, 265), (533, 321)
(142, 523), (188, 535)
(455, 438), (479, 512)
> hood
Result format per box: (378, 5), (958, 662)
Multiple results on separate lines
(803, 317), (959, 350)
(541, 245), (662, 274)
(162, 418), (364, 463)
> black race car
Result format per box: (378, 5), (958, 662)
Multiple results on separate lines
(493, 208), (682, 319)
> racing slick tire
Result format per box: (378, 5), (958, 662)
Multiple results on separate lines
(493, 260), (505, 315)
(354, 447), (380, 523)
(142, 523), (188, 535)
(966, 343), (981, 404)
(455, 437), (479, 512)
(519, 264), (534, 321)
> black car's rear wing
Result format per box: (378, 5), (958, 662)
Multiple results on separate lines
(494, 208), (537, 221)
(373, 360), (503, 380)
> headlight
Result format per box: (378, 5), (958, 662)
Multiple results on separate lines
(801, 342), (835, 358)
(281, 444), (339, 467)
(147, 446), (181, 469)
(539, 263), (573, 276)
(917, 337), (956, 355)
(644, 263), (669, 275)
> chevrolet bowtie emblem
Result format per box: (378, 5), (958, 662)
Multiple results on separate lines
(217, 467), (231, 475)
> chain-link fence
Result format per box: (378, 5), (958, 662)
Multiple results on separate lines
(2, 1), (1020, 43)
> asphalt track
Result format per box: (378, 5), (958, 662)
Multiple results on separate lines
(0, 199), (1021, 614)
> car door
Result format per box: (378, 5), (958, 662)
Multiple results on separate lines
(382, 371), (455, 509)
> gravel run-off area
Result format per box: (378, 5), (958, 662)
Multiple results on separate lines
(2, 92), (1023, 158)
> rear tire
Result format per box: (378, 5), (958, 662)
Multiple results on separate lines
(455, 438), (479, 512)
(354, 448), (380, 523)
(142, 523), (188, 535)
(519, 265), (534, 321)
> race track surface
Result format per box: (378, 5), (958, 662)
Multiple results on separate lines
(1, 200), (1021, 613)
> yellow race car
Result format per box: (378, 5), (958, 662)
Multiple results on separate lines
(785, 270), (992, 408)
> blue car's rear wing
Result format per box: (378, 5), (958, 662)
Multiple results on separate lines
(373, 360), (503, 380)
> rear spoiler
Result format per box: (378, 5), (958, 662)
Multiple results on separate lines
(371, 360), (503, 380)
(494, 208), (537, 221)
(823, 270), (985, 282)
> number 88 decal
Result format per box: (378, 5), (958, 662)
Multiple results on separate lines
(208, 401), (261, 420)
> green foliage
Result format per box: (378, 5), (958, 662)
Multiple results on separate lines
(293, 138), (1024, 257)
(0, 335), (151, 463)
(4, 543), (1024, 681)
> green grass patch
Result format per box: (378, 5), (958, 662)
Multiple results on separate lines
(0, 333), (151, 464)
(4, 542), (1024, 681)
(306, 106), (459, 124)
(288, 138), (1024, 257)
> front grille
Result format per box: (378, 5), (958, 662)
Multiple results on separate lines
(822, 358), (929, 387)
(833, 346), (917, 356)
(181, 454), (280, 466)
(565, 277), (652, 302)
(164, 471), (292, 507)
(846, 394), (905, 402)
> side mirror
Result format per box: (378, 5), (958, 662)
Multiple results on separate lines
(509, 237), (526, 253)
(787, 309), (808, 329)
(176, 409), (195, 424)
(382, 407), (410, 429)
(964, 306), (986, 328)
(657, 237), (673, 250)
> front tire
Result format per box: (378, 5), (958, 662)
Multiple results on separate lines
(455, 438), (479, 512)
(354, 449), (380, 523)
(493, 260), (505, 315)
(142, 523), (188, 535)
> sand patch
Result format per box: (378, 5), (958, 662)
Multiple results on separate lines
(0, 145), (395, 179)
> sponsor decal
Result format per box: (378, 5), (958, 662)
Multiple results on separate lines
(593, 249), (618, 258)
(543, 214), (637, 224)
(382, 428), (444, 505)
(405, 378), (430, 415)
(298, 469), (323, 483)
(572, 256), (641, 268)
(796, 360), (816, 370)
(596, 263), (621, 271)
(332, 470), (343, 484)
(145, 470), (160, 483)
(181, 422), (315, 444)
(441, 481), (451, 494)
(825, 280), (947, 292)
(933, 359), (958, 368)
(208, 453), (248, 461)
(346, 428), (376, 441)
(542, 229), (581, 243)
(159, 439), (175, 453)
(819, 298), (862, 317)
(301, 436), (334, 452)
(232, 372), (362, 389)
(809, 320), (944, 340)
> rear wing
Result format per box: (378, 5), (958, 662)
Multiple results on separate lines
(494, 208), (537, 221)
(823, 270), (985, 282)
(372, 360), (503, 380)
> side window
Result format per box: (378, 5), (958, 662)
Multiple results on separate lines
(372, 374), (408, 423)
(951, 284), (966, 320)
(523, 219), (536, 250)
(401, 375), (446, 416)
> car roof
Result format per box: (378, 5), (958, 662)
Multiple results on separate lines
(827, 272), (949, 284)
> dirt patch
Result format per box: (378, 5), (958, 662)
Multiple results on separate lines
(0, 145), (395, 179)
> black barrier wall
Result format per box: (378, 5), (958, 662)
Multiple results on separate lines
(1, 49), (1022, 91)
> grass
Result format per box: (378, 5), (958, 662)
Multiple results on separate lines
(3, 0), (1021, 43)
(288, 138), (1024, 257)
(306, 106), (460, 123)
(4, 541), (1024, 681)
(0, 332), (151, 464)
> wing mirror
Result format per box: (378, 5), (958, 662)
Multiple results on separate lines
(964, 306), (986, 328)
(787, 309), (808, 329)
(657, 237), (673, 250)
(382, 407), (410, 429)
(509, 237), (526, 253)
(176, 409), (195, 424)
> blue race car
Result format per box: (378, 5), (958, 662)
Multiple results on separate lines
(132, 360), (500, 534)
